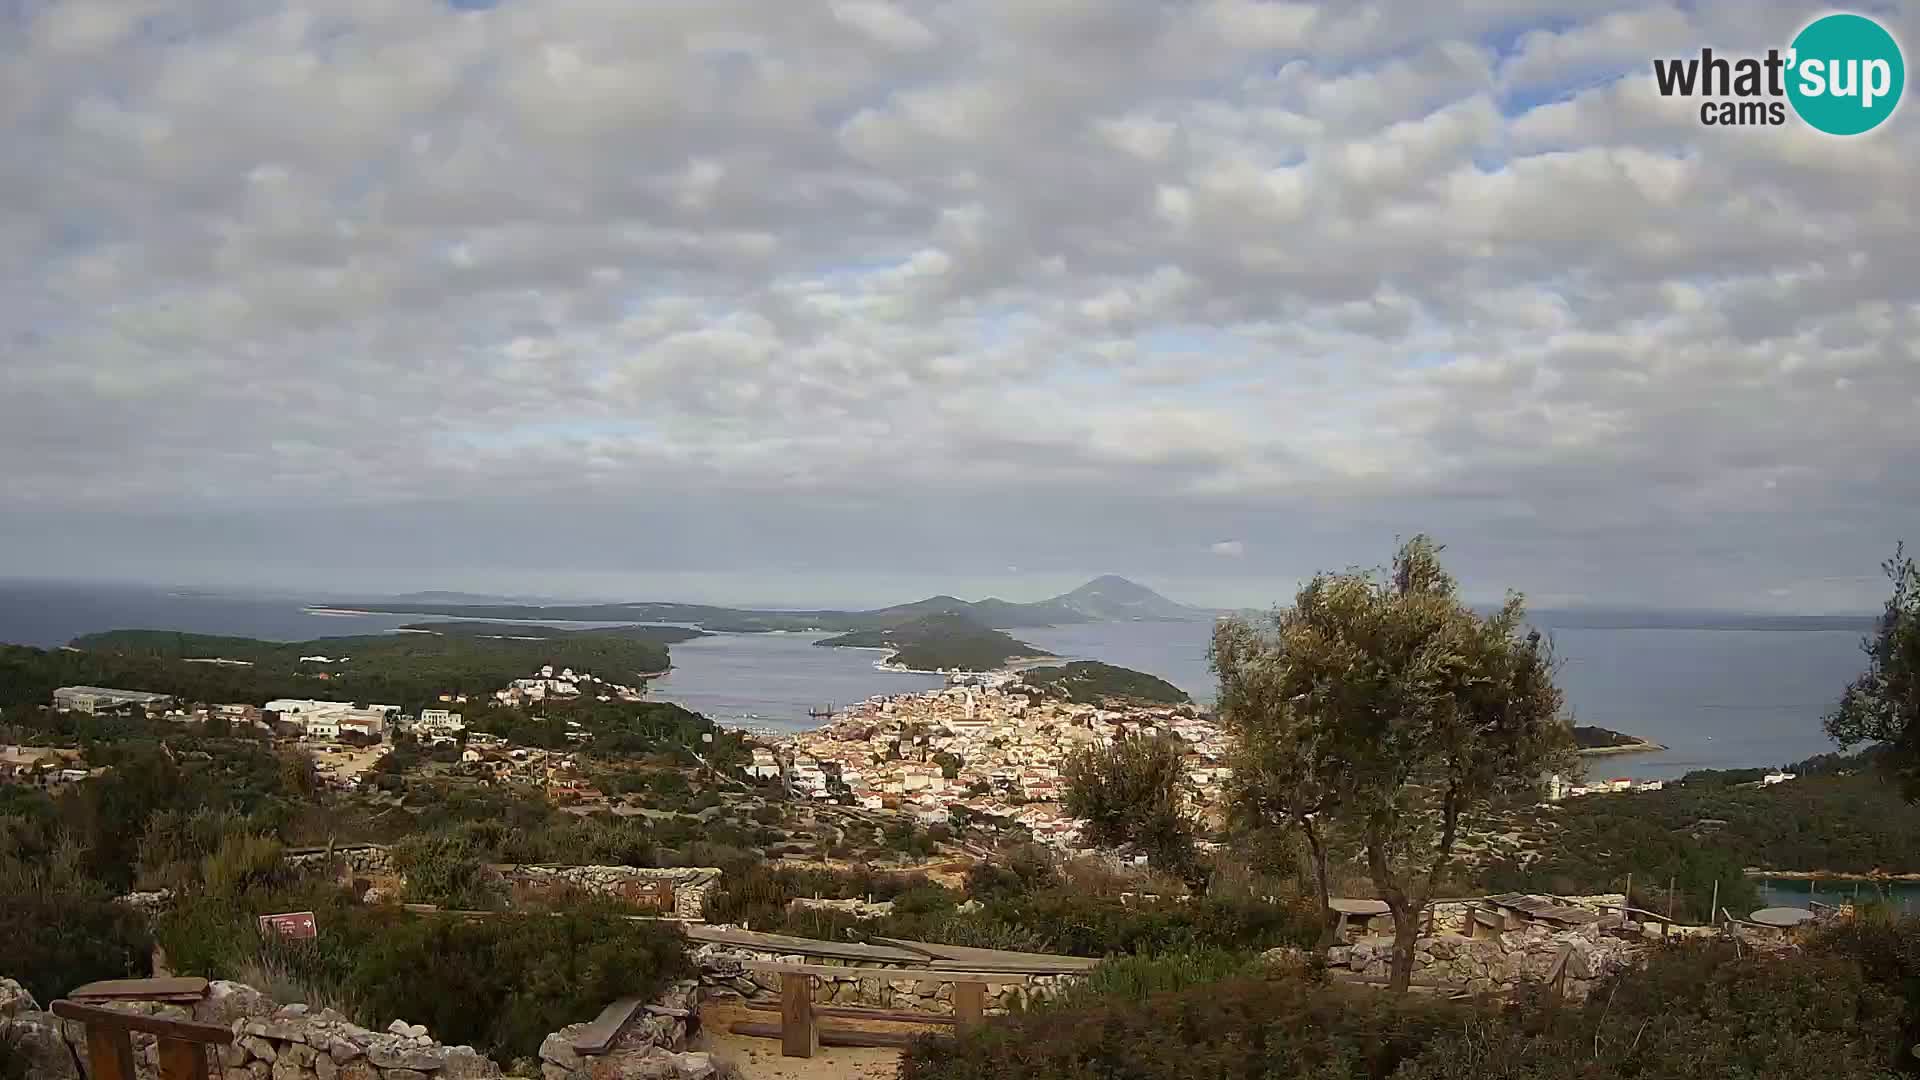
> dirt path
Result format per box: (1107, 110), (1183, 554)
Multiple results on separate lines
(695, 1001), (938, 1080)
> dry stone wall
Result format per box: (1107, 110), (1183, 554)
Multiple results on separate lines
(535, 981), (713, 1080)
(500, 866), (721, 921)
(0, 976), (713, 1080)
(692, 940), (1075, 1015)
(285, 844), (397, 877)
(1320, 922), (1643, 1000)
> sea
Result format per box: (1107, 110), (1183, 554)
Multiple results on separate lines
(0, 580), (1873, 780)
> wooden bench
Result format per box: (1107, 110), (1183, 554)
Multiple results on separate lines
(51, 1000), (233, 1080)
(70, 978), (210, 1005)
(731, 962), (1030, 1058)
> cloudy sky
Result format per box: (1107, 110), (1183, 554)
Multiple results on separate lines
(3, 0), (1917, 611)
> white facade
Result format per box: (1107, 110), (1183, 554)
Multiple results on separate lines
(265, 699), (355, 718)
(416, 709), (466, 735)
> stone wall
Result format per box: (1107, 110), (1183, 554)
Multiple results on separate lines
(535, 981), (713, 1080)
(1322, 922), (1643, 1000)
(499, 866), (722, 921)
(285, 844), (398, 877)
(275, 847), (723, 921)
(0, 978), (496, 1080)
(692, 941), (1076, 1015)
(0, 975), (712, 1080)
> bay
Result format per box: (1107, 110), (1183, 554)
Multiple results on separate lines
(0, 582), (1874, 777)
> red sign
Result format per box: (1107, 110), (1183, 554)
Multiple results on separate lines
(258, 911), (318, 940)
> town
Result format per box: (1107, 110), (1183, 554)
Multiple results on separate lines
(769, 673), (1227, 848)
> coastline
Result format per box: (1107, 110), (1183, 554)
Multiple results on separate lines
(1743, 868), (1920, 882)
(1577, 739), (1668, 756)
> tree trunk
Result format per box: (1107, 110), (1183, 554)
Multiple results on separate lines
(1302, 821), (1337, 955)
(1387, 901), (1420, 993)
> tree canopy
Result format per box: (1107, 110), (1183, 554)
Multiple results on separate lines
(1825, 543), (1920, 801)
(1218, 536), (1572, 990)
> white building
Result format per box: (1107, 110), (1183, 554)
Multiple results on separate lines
(264, 699), (356, 719)
(415, 709), (465, 736)
(53, 686), (172, 714)
(304, 717), (341, 740)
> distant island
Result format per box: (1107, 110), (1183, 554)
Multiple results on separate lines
(399, 621), (705, 645)
(1572, 724), (1667, 754)
(815, 611), (1054, 672)
(1016, 661), (1190, 706)
(0, 628), (675, 713)
(330, 574), (1216, 634)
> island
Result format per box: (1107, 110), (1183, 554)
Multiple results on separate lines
(1016, 660), (1191, 706)
(0, 627), (680, 713)
(327, 574), (1217, 634)
(814, 611), (1054, 672)
(1572, 724), (1667, 754)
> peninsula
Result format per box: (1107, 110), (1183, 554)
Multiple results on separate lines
(815, 611), (1053, 672)
(1572, 724), (1667, 755)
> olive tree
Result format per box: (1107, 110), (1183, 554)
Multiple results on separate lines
(1825, 543), (1920, 801)
(1062, 732), (1201, 882)
(1212, 616), (1346, 953)
(1221, 536), (1571, 991)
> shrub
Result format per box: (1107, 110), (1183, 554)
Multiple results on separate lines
(899, 972), (1467, 1080)
(1397, 944), (1907, 1080)
(0, 884), (152, 1004)
(348, 910), (691, 1060)
(1039, 948), (1254, 1010)
(390, 834), (501, 910)
(202, 832), (286, 898)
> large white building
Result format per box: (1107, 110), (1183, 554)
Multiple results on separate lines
(265, 699), (356, 719)
(414, 709), (465, 736)
(53, 686), (172, 714)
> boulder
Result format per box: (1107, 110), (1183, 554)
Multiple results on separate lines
(3, 1011), (81, 1080)
(0, 978), (38, 1017)
(364, 1042), (445, 1070)
(540, 1029), (586, 1070)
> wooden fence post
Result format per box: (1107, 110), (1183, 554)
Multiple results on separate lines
(780, 973), (817, 1059)
(954, 981), (985, 1031)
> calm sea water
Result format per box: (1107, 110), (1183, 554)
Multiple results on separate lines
(0, 582), (1872, 777)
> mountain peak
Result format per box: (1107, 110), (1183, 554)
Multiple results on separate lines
(1051, 576), (1206, 621)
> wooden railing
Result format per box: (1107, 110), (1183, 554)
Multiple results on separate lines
(731, 961), (1029, 1058)
(50, 1000), (233, 1080)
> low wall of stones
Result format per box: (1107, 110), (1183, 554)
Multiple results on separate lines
(1325, 922), (1642, 1000)
(283, 844), (398, 878)
(0, 978), (495, 1080)
(499, 865), (721, 921)
(0, 975), (711, 1080)
(693, 941), (1076, 1015)
(536, 980), (713, 1080)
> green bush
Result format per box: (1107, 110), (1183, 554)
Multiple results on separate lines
(1397, 944), (1907, 1080)
(156, 889), (690, 1062)
(348, 910), (690, 1060)
(903, 935), (1920, 1080)
(390, 834), (501, 910)
(899, 972), (1466, 1080)
(1040, 948), (1254, 1010)
(0, 885), (152, 1004)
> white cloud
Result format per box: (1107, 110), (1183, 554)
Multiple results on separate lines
(0, 0), (1916, 612)
(1210, 540), (1248, 558)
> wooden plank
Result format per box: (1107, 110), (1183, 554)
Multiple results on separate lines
(569, 996), (646, 1055)
(84, 1023), (137, 1080)
(953, 981), (985, 1031)
(741, 961), (1030, 985)
(871, 938), (1101, 973)
(51, 1001), (234, 1045)
(684, 925), (928, 964)
(780, 973), (816, 1059)
(731, 1022), (922, 1050)
(157, 1038), (209, 1080)
(742, 1003), (956, 1026)
(70, 977), (209, 1002)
